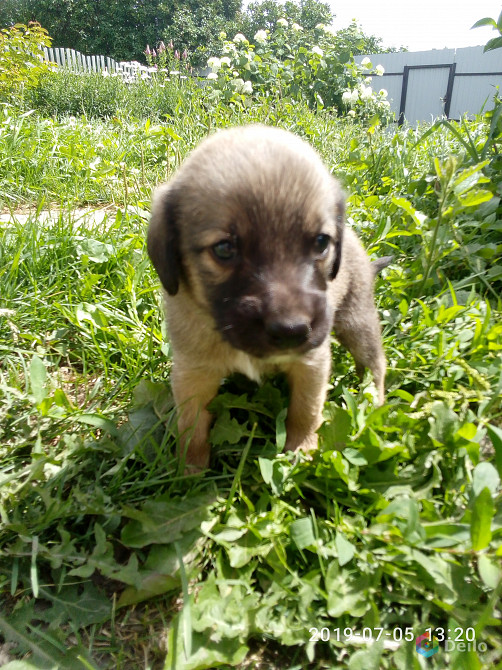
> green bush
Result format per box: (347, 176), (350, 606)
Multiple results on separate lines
(0, 22), (53, 104)
(27, 69), (198, 120)
(28, 70), (129, 118)
(205, 21), (393, 122)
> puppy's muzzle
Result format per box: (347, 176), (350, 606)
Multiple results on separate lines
(264, 317), (311, 349)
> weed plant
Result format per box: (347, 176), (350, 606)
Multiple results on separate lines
(0, 69), (501, 669)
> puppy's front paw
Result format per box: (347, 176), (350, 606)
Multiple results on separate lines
(284, 431), (318, 455)
(180, 442), (210, 475)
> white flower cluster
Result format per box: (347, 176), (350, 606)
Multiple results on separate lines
(232, 78), (253, 94)
(360, 57), (385, 76)
(206, 43), (253, 96)
(207, 56), (231, 72)
(253, 30), (268, 44)
(342, 81), (390, 118)
(341, 57), (389, 117)
(315, 23), (337, 36)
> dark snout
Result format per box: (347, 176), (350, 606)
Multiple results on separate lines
(264, 316), (311, 349)
(213, 277), (331, 358)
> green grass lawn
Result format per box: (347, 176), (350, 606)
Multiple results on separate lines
(0, 94), (501, 669)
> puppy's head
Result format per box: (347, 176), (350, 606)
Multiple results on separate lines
(148, 125), (345, 358)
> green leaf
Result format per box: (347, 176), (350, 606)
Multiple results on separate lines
(478, 554), (502, 589)
(258, 457), (290, 495)
(121, 494), (213, 548)
(391, 196), (426, 227)
(164, 127), (182, 141)
(258, 457), (274, 485)
(39, 583), (111, 629)
(76, 238), (114, 262)
(30, 355), (47, 404)
(326, 569), (370, 617)
(424, 522), (470, 547)
(0, 613), (66, 667)
(484, 36), (502, 52)
(335, 531), (355, 566)
(319, 405), (352, 449)
(227, 532), (271, 568)
(471, 17), (497, 29)
(319, 450), (350, 483)
(428, 401), (460, 445)
(472, 462), (500, 496)
(290, 517), (315, 550)
(452, 162), (489, 194)
(75, 303), (109, 329)
(119, 531), (202, 606)
(486, 423), (502, 477)
(457, 189), (493, 208)
(210, 409), (247, 445)
(347, 639), (384, 670)
(164, 617), (248, 670)
(470, 487), (494, 550)
(74, 413), (119, 436)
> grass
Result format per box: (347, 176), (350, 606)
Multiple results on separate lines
(0, 79), (501, 670)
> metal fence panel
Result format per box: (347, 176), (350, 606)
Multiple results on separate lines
(407, 66), (450, 123)
(356, 46), (502, 125)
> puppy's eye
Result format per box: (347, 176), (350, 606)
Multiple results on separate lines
(212, 238), (238, 262)
(313, 234), (331, 256)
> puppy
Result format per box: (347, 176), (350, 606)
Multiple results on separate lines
(148, 125), (388, 470)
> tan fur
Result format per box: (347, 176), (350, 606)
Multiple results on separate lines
(148, 125), (387, 470)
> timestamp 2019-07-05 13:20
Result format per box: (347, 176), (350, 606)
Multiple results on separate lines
(308, 626), (487, 657)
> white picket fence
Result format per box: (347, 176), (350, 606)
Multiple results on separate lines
(355, 46), (502, 125)
(43, 47), (153, 81)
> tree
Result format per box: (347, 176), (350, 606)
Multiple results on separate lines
(0, 0), (230, 62)
(163, 5), (241, 65)
(242, 0), (333, 36)
(332, 21), (398, 56)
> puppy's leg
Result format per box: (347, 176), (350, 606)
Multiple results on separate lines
(284, 352), (331, 453)
(334, 306), (386, 404)
(171, 364), (220, 470)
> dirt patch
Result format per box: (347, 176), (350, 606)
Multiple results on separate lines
(0, 205), (118, 227)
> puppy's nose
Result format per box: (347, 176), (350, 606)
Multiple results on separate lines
(265, 319), (311, 349)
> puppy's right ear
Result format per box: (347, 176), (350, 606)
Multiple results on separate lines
(147, 183), (182, 296)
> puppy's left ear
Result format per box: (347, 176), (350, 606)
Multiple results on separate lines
(147, 183), (182, 295)
(329, 198), (345, 280)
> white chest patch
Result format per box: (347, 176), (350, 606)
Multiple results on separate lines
(230, 350), (301, 382)
(232, 351), (263, 383)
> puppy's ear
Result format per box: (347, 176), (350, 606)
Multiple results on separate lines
(147, 183), (182, 296)
(329, 199), (345, 280)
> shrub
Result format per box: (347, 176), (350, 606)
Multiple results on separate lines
(27, 69), (197, 120)
(28, 70), (129, 118)
(0, 22), (53, 104)
(204, 21), (393, 123)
